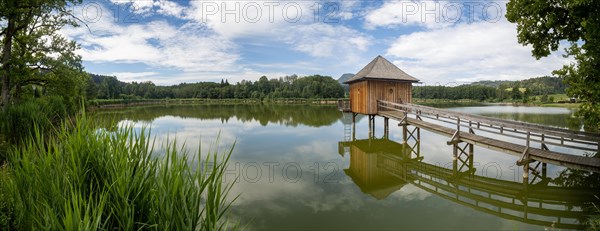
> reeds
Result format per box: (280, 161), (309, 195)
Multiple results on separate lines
(0, 96), (71, 143)
(0, 112), (236, 230)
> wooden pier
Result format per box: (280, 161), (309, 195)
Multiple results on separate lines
(339, 99), (600, 173)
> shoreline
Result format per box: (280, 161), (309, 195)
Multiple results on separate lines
(88, 98), (341, 109)
(88, 98), (582, 110)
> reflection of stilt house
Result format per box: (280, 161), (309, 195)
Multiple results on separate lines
(343, 139), (412, 200)
(344, 56), (419, 115)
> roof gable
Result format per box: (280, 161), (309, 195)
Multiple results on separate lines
(344, 55), (419, 84)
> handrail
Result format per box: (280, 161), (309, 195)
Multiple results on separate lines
(379, 100), (600, 138)
(377, 153), (590, 229)
(377, 100), (600, 152)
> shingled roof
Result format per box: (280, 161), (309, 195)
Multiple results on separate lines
(344, 55), (419, 84)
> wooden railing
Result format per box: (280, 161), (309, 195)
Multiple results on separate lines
(337, 99), (351, 112)
(379, 154), (590, 230)
(377, 100), (600, 154)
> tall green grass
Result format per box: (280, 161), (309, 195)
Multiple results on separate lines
(0, 113), (236, 230)
(0, 96), (73, 144)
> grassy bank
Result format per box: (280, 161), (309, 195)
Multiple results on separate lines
(0, 113), (236, 230)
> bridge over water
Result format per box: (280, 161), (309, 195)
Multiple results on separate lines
(338, 138), (598, 230)
(339, 99), (600, 175)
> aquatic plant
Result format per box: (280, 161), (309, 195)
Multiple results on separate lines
(0, 113), (236, 230)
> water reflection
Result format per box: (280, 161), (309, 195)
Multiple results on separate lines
(339, 137), (599, 229)
(448, 106), (583, 131)
(93, 104), (599, 230)
(93, 104), (342, 129)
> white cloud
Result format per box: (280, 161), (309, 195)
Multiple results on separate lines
(142, 70), (290, 86)
(365, 1), (455, 29)
(109, 0), (185, 16)
(385, 21), (571, 84)
(64, 1), (371, 85)
(108, 71), (158, 82)
(109, 0), (156, 15)
(364, 1), (507, 30)
(280, 23), (372, 58)
(155, 0), (185, 17)
(63, 4), (239, 74)
(184, 1), (314, 39)
(182, 1), (371, 59)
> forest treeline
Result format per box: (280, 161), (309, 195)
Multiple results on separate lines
(412, 76), (568, 102)
(90, 73), (565, 103)
(87, 74), (344, 100)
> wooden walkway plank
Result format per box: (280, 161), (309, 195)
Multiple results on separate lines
(378, 110), (600, 173)
(378, 101), (600, 146)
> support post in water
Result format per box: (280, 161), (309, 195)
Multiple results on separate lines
(368, 115), (376, 139)
(368, 115), (372, 138)
(384, 117), (389, 139)
(402, 123), (407, 144)
(453, 143), (458, 160)
(352, 122), (356, 141)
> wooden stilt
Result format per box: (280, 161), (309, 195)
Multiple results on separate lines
(384, 117), (389, 139)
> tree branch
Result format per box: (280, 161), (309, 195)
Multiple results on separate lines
(60, 9), (92, 34)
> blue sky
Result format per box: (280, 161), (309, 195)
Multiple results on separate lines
(62, 0), (571, 85)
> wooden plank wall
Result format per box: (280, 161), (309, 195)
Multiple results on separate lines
(350, 80), (413, 114)
(349, 145), (386, 186)
(350, 81), (368, 114)
(349, 145), (369, 184)
(367, 81), (412, 114)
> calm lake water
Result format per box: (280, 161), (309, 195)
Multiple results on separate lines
(95, 104), (599, 230)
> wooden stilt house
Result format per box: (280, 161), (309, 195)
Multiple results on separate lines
(344, 56), (419, 115)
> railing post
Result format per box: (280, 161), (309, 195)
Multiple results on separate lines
(523, 131), (531, 180)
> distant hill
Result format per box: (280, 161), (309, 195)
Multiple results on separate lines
(337, 73), (353, 93)
(469, 76), (567, 94)
(468, 80), (511, 88)
(337, 73), (354, 84)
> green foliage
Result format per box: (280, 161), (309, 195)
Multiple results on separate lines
(0, 0), (86, 109)
(511, 85), (522, 101)
(473, 76), (567, 95)
(412, 76), (576, 104)
(0, 114), (236, 230)
(412, 85), (496, 101)
(87, 74), (344, 100)
(588, 202), (600, 231)
(540, 94), (549, 103)
(93, 104), (342, 129)
(506, 0), (600, 130)
(0, 96), (74, 143)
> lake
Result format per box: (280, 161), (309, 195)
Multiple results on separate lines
(94, 104), (599, 230)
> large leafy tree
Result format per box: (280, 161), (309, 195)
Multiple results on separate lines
(506, 0), (600, 130)
(0, 0), (85, 110)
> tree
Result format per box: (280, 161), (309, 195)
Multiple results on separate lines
(0, 0), (84, 110)
(506, 0), (600, 130)
(523, 87), (531, 103)
(511, 86), (521, 101)
(540, 94), (549, 103)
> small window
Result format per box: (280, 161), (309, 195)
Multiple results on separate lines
(388, 88), (394, 94)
